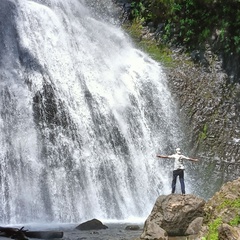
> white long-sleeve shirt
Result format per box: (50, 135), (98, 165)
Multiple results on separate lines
(168, 153), (191, 170)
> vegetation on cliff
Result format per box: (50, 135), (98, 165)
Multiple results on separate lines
(127, 0), (240, 54)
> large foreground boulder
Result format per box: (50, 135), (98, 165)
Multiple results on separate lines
(76, 218), (108, 230)
(141, 194), (205, 239)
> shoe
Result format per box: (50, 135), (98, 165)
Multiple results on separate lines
(182, 194), (186, 196)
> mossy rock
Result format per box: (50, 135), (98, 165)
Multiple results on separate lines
(202, 178), (240, 239)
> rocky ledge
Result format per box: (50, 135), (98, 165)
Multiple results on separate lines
(139, 194), (205, 240)
(135, 177), (240, 240)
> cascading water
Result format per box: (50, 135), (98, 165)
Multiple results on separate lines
(0, 0), (184, 224)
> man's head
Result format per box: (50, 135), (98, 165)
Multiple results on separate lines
(176, 148), (181, 154)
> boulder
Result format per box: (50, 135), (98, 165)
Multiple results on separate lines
(140, 222), (168, 240)
(125, 225), (140, 230)
(218, 223), (240, 240)
(185, 217), (203, 235)
(76, 219), (108, 230)
(141, 194), (205, 238)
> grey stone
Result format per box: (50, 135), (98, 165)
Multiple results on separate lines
(141, 194), (205, 237)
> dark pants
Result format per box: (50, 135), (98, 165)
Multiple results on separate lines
(172, 169), (185, 194)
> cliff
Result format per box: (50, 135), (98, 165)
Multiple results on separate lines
(114, 0), (240, 198)
(166, 48), (240, 198)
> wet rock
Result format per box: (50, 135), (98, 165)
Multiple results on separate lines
(76, 219), (108, 230)
(125, 225), (140, 230)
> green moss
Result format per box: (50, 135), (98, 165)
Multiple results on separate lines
(204, 197), (240, 239)
(217, 198), (240, 211)
(139, 39), (173, 66)
(229, 215), (240, 226)
(198, 124), (208, 142)
(206, 217), (222, 240)
(123, 20), (144, 42)
(123, 20), (174, 66)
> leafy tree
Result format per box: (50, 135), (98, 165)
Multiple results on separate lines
(129, 0), (240, 53)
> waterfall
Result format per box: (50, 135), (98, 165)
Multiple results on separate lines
(0, 0), (183, 224)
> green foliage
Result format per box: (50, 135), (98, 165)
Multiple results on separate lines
(199, 124), (208, 141)
(217, 198), (240, 211)
(129, 0), (240, 53)
(171, 2), (181, 13)
(130, 1), (145, 20)
(200, 28), (211, 42)
(139, 40), (173, 65)
(203, 197), (240, 239)
(229, 215), (240, 226)
(125, 19), (144, 42)
(123, 20), (174, 66)
(206, 217), (222, 240)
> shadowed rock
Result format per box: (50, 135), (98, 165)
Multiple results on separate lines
(125, 225), (140, 230)
(218, 223), (240, 240)
(76, 219), (108, 231)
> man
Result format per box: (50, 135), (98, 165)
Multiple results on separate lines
(156, 148), (199, 195)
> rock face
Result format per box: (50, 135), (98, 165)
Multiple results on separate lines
(76, 218), (108, 230)
(165, 50), (240, 199)
(197, 177), (240, 239)
(140, 194), (205, 239)
(218, 223), (240, 240)
(204, 177), (240, 222)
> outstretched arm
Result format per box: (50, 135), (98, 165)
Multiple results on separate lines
(188, 158), (199, 162)
(181, 154), (199, 162)
(156, 155), (169, 159)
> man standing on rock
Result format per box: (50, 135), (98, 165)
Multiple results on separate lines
(156, 148), (199, 195)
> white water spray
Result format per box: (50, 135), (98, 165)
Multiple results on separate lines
(0, 0), (183, 224)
